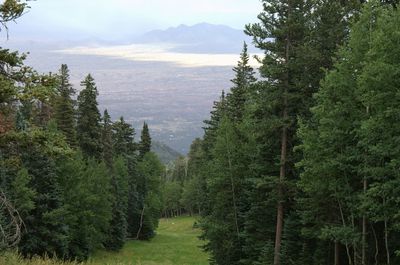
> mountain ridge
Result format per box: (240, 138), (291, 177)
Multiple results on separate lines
(133, 22), (256, 54)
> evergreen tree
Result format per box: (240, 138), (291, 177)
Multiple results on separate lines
(139, 122), (151, 160)
(18, 139), (68, 258)
(136, 152), (163, 239)
(54, 64), (77, 147)
(111, 117), (139, 238)
(104, 157), (129, 251)
(245, 1), (310, 264)
(226, 42), (256, 123)
(101, 109), (113, 170)
(202, 90), (227, 156)
(77, 74), (102, 159)
(58, 155), (112, 260)
(113, 117), (136, 156)
(201, 116), (250, 265)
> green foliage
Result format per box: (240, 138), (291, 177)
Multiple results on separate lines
(57, 154), (112, 260)
(10, 168), (36, 216)
(162, 181), (182, 216)
(103, 157), (129, 251)
(201, 117), (250, 265)
(298, 2), (400, 264)
(135, 152), (163, 239)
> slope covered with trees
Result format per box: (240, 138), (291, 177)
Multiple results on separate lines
(0, 1), (164, 261)
(174, 1), (400, 265)
(3, 1), (400, 265)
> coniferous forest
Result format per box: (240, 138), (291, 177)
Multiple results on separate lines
(2, 0), (400, 265)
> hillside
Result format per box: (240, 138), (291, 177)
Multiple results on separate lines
(135, 23), (256, 54)
(151, 141), (182, 164)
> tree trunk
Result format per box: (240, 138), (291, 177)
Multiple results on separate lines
(362, 178), (367, 265)
(335, 241), (340, 265)
(384, 217), (390, 265)
(371, 224), (379, 265)
(274, 9), (290, 264)
(135, 205), (145, 240)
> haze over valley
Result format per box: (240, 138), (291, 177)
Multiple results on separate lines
(4, 23), (261, 153)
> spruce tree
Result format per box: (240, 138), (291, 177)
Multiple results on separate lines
(104, 157), (129, 251)
(139, 122), (151, 160)
(54, 64), (77, 147)
(226, 42), (256, 123)
(77, 74), (102, 159)
(201, 116), (250, 265)
(101, 109), (113, 170)
(18, 143), (68, 258)
(112, 117), (139, 238)
(58, 155), (112, 260)
(202, 90), (227, 157)
(245, 1), (309, 264)
(113, 117), (136, 156)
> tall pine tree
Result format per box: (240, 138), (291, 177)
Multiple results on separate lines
(139, 122), (151, 160)
(77, 74), (102, 159)
(54, 64), (77, 147)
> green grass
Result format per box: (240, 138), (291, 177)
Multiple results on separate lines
(87, 216), (209, 265)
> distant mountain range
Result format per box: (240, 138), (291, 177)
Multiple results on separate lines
(133, 23), (257, 54)
(151, 141), (182, 164)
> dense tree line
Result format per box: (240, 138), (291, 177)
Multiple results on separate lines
(0, 62), (163, 260)
(3, 1), (400, 265)
(177, 1), (400, 265)
(0, 3), (163, 259)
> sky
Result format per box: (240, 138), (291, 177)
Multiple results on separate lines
(6, 0), (262, 41)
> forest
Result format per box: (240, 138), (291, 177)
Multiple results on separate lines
(2, 0), (400, 265)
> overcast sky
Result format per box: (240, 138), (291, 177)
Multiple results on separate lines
(5, 0), (262, 41)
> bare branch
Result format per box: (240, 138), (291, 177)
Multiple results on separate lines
(0, 190), (24, 250)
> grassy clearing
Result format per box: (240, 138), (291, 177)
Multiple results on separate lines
(0, 216), (208, 265)
(0, 252), (82, 265)
(87, 216), (209, 265)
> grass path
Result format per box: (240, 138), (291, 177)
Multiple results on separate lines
(87, 216), (209, 265)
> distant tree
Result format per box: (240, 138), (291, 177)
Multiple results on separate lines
(113, 117), (136, 156)
(162, 181), (182, 217)
(101, 109), (113, 170)
(187, 138), (204, 179)
(171, 156), (187, 183)
(138, 122), (151, 160)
